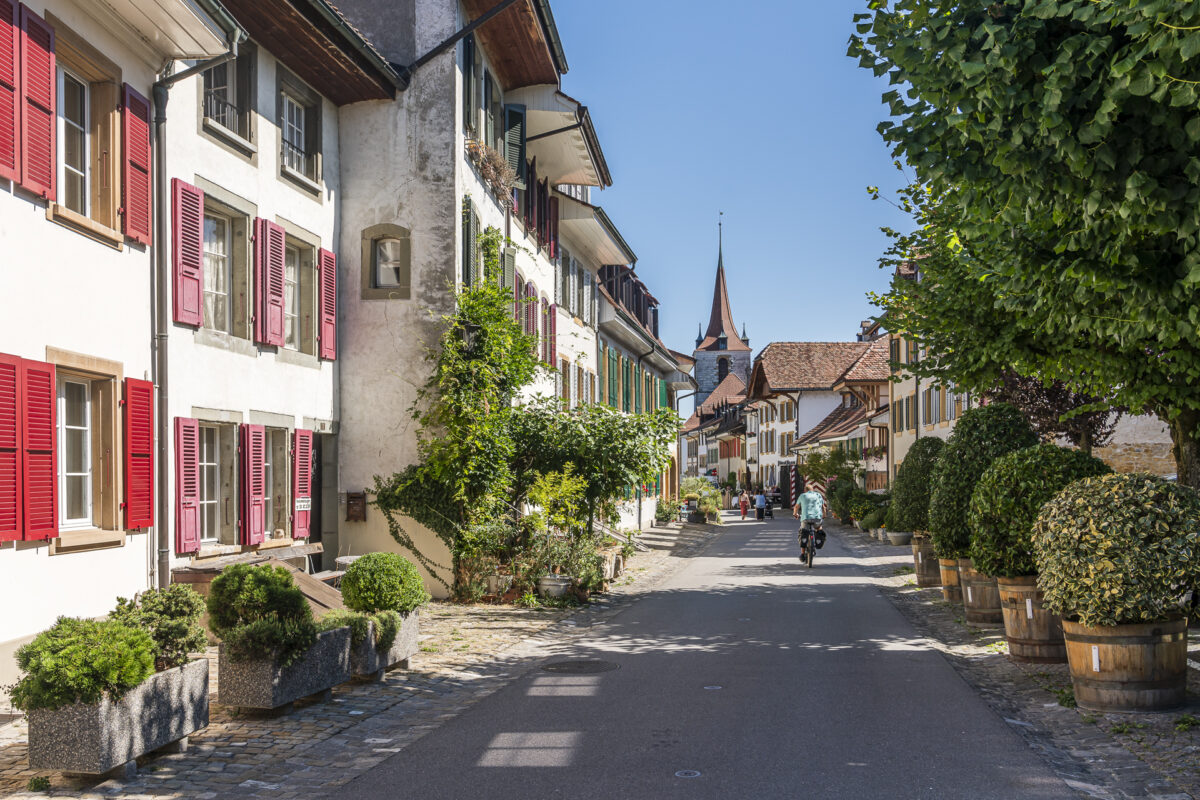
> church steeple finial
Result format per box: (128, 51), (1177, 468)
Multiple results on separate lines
(718, 211), (724, 270)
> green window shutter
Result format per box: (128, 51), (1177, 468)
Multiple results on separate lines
(659, 378), (669, 408)
(461, 199), (472, 286)
(503, 104), (526, 187)
(502, 247), (516, 289)
(609, 350), (618, 408)
(634, 368), (642, 413)
(471, 209), (482, 284)
(462, 36), (475, 134)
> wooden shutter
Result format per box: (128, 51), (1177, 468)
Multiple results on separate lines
(123, 378), (153, 529)
(254, 218), (286, 346)
(502, 247), (515, 290)
(548, 196), (558, 260)
(548, 303), (557, 365)
(659, 377), (669, 408)
(239, 423), (265, 545)
(513, 271), (522, 322)
(0, 353), (20, 540)
(174, 417), (200, 553)
(318, 248), (337, 360)
(22, 359), (55, 540)
(18, 5), (52, 199)
(0, 0), (18, 183)
(292, 428), (312, 539)
(461, 34), (474, 133)
(172, 179), (204, 326)
(503, 104), (525, 186)
(122, 84), (152, 244)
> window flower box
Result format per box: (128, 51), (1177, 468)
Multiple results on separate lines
(218, 626), (351, 710)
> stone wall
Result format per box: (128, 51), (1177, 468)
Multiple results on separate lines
(1094, 442), (1175, 477)
(693, 350), (753, 406)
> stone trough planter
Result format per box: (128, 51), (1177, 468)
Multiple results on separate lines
(886, 531), (913, 546)
(351, 613), (420, 680)
(218, 626), (352, 710)
(537, 575), (572, 598)
(27, 657), (209, 776)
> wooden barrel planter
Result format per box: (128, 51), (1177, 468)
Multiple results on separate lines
(958, 558), (1002, 625)
(911, 536), (940, 588)
(996, 576), (1065, 663)
(938, 559), (962, 603)
(1062, 619), (1187, 712)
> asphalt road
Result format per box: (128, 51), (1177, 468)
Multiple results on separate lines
(333, 515), (1078, 800)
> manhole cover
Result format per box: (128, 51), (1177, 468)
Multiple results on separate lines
(540, 659), (620, 674)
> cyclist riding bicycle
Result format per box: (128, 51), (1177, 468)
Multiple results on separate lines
(792, 482), (827, 562)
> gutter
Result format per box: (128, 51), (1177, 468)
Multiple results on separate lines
(150, 20), (246, 588)
(530, 0), (567, 74)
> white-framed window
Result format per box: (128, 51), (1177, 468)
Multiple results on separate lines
(57, 68), (89, 216)
(281, 93), (307, 173)
(203, 213), (232, 333)
(57, 377), (92, 530)
(199, 425), (220, 542)
(284, 243), (300, 350)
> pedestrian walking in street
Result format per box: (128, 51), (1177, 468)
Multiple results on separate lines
(739, 489), (750, 520)
(755, 488), (767, 520)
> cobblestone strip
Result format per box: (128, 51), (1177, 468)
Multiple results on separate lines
(835, 523), (1200, 800)
(0, 523), (722, 799)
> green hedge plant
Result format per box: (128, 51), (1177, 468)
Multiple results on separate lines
(207, 564), (317, 667)
(969, 444), (1111, 578)
(11, 618), (155, 711)
(110, 584), (207, 670)
(341, 552), (431, 614)
(892, 437), (945, 533)
(929, 403), (1037, 559)
(1032, 474), (1200, 627)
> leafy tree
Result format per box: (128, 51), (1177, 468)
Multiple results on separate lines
(851, 1), (1200, 486)
(983, 372), (1120, 454)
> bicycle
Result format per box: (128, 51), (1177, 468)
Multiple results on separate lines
(798, 519), (825, 568)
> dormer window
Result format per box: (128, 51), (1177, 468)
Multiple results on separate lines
(716, 331), (728, 351)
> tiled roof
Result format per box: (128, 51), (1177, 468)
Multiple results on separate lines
(795, 403), (868, 448)
(755, 342), (870, 392)
(697, 373), (746, 416)
(839, 337), (890, 383)
(681, 412), (701, 433)
(668, 349), (696, 370)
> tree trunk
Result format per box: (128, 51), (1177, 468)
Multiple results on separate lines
(1169, 410), (1200, 489)
(1077, 427), (1093, 455)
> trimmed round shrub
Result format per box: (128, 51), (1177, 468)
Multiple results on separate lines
(968, 444), (1111, 578)
(929, 403), (1037, 559)
(1033, 473), (1200, 627)
(892, 437), (945, 533)
(207, 563), (316, 667)
(11, 617), (155, 711)
(341, 552), (431, 614)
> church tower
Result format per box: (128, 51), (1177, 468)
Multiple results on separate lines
(693, 221), (752, 407)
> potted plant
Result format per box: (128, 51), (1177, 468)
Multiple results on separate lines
(892, 437), (945, 587)
(969, 444), (1110, 663)
(209, 563), (351, 711)
(1033, 473), (1200, 711)
(929, 403), (1037, 612)
(334, 552), (430, 680)
(15, 585), (209, 776)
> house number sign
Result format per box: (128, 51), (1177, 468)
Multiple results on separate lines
(295, 498), (312, 512)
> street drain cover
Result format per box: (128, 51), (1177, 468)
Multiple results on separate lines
(540, 659), (619, 674)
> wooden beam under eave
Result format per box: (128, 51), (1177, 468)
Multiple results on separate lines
(465, 0), (558, 89)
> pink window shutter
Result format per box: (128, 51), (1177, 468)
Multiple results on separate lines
(292, 429), (312, 539)
(17, 5), (52, 199)
(172, 179), (204, 326)
(253, 218), (286, 346)
(122, 84), (152, 244)
(21, 358), (55, 540)
(0, 0), (19, 183)
(0, 353), (21, 541)
(123, 378), (154, 530)
(239, 423), (265, 545)
(317, 248), (337, 360)
(174, 417), (200, 553)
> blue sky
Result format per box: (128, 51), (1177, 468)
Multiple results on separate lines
(551, 0), (911, 359)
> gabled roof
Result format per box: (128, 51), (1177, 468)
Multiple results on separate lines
(795, 403), (868, 448)
(696, 243), (750, 353)
(697, 373), (746, 416)
(839, 337), (890, 383)
(748, 342), (870, 397)
(681, 411), (701, 433)
(668, 349), (696, 371)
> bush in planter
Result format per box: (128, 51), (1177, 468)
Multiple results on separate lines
(861, 507), (886, 530)
(892, 437), (945, 532)
(342, 552), (431, 614)
(969, 444), (1111, 578)
(11, 618), (155, 711)
(1032, 473), (1200, 627)
(110, 584), (207, 671)
(929, 403), (1037, 559)
(318, 608), (402, 652)
(207, 564), (317, 667)
(848, 487), (875, 523)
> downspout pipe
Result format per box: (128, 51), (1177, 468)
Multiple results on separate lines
(150, 37), (241, 588)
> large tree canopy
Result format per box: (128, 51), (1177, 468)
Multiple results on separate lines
(852, 0), (1200, 485)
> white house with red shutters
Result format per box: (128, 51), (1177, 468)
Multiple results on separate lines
(0, 0), (242, 691)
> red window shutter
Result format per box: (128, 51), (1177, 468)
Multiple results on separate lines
(513, 271), (522, 323)
(292, 428), (312, 539)
(174, 417), (200, 554)
(239, 423), (265, 545)
(122, 84), (151, 244)
(18, 5), (52, 199)
(253, 218), (286, 346)
(21, 359), (55, 540)
(317, 248), (337, 360)
(525, 282), (535, 335)
(172, 178), (204, 326)
(0, 353), (20, 541)
(549, 304), (557, 365)
(123, 378), (154, 530)
(0, 0), (19, 183)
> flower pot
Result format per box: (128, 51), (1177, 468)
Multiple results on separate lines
(958, 558), (1002, 625)
(537, 575), (572, 598)
(911, 536), (940, 588)
(486, 573), (513, 595)
(938, 558), (962, 604)
(351, 612), (420, 679)
(997, 576), (1066, 663)
(27, 658), (208, 775)
(887, 531), (913, 546)
(1062, 619), (1187, 712)
(218, 626), (352, 710)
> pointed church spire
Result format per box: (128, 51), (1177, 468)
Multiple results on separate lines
(696, 213), (748, 353)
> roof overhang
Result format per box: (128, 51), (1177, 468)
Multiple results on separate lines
(666, 369), (698, 392)
(220, 0), (401, 104)
(510, 86), (611, 187)
(556, 192), (634, 264)
(598, 302), (676, 374)
(87, 0), (241, 60)
(464, 0), (560, 88)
